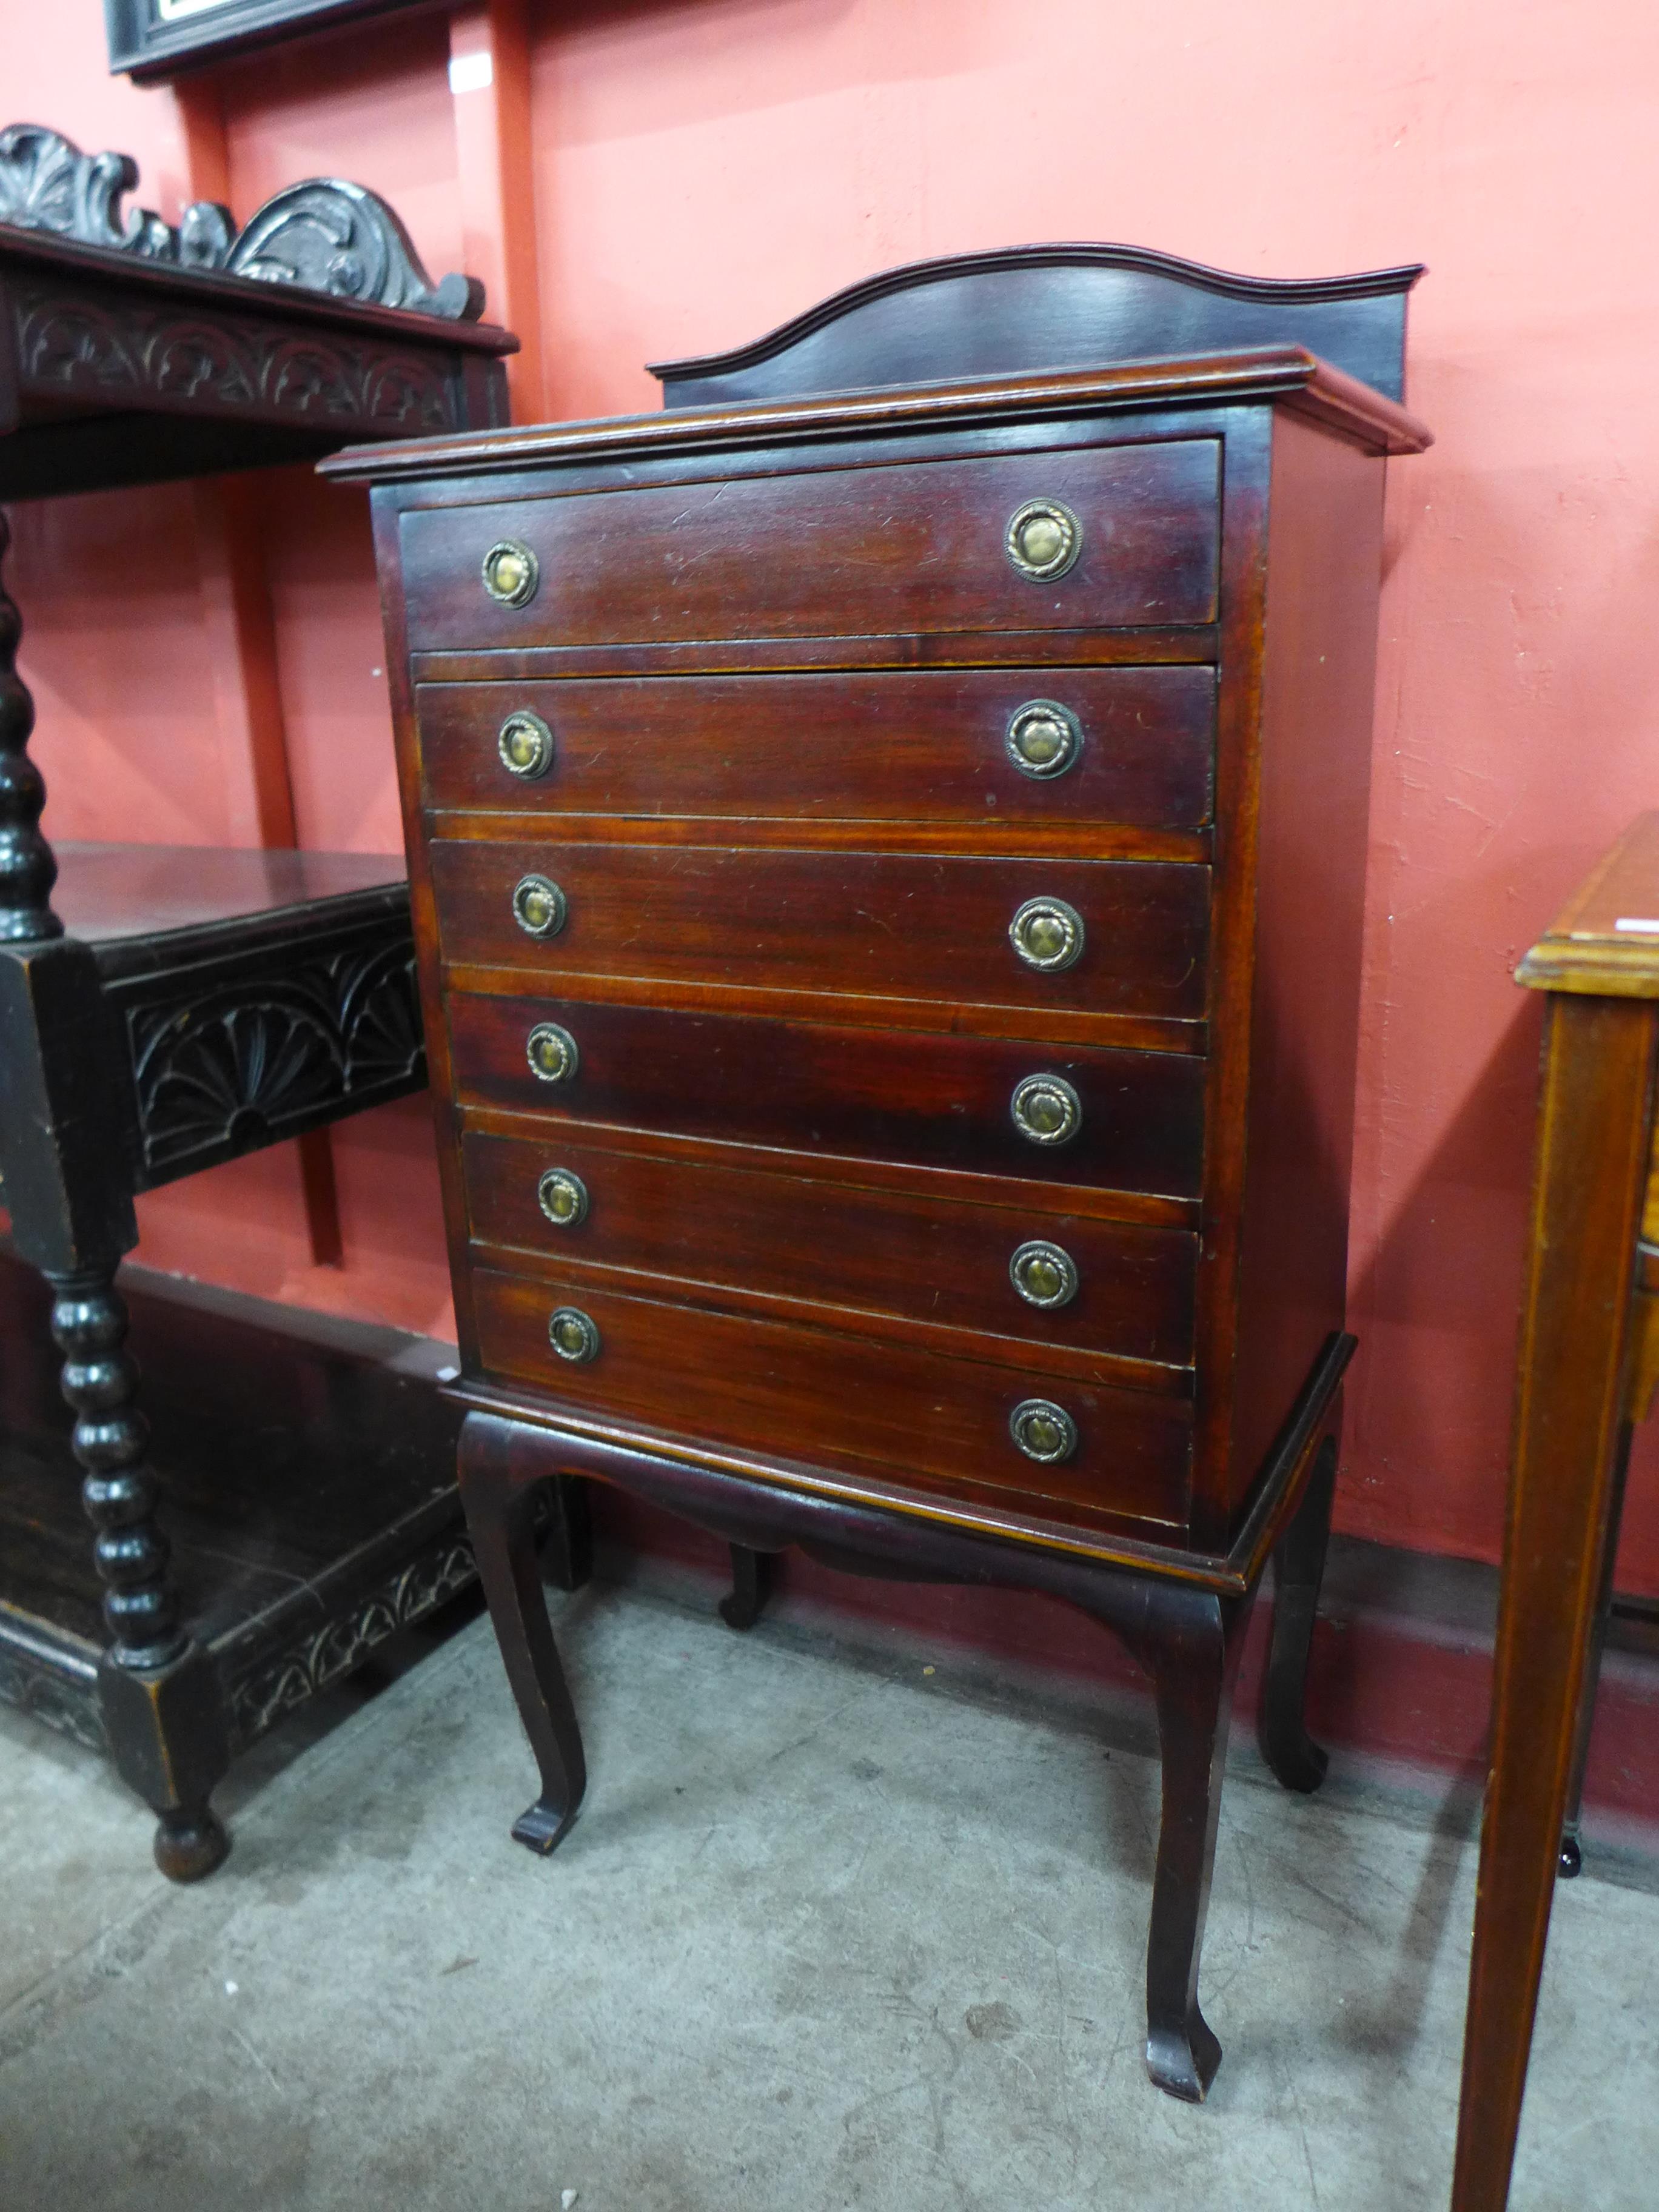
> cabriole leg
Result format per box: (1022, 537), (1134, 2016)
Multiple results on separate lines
(460, 1413), (587, 1855)
(719, 1543), (774, 1631)
(1259, 1434), (1337, 1794)
(50, 1266), (230, 1881)
(1121, 1583), (1254, 2102)
(540, 1472), (594, 1594)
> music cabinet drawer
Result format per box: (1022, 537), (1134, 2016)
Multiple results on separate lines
(416, 665), (1216, 829)
(469, 1266), (1193, 1530)
(400, 438), (1220, 654)
(446, 991), (1205, 1201)
(463, 1128), (1199, 1368)
(432, 840), (1210, 1022)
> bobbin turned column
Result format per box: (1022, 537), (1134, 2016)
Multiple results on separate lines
(0, 510), (229, 1879)
(0, 509), (61, 943)
(47, 1269), (229, 1879)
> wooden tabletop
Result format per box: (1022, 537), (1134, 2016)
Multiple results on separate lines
(54, 841), (407, 946)
(1517, 813), (1659, 997)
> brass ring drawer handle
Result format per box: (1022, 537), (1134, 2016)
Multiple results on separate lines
(482, 538), (538, 607)
(537, 1168), (588, 1227)
(548, 1306), (600, 1362)
(1010, 1072), (1081, 1146)
(1005, 497), (1082, 581)
(1010, 1240), (1079, 1309)
(1010, 896), (1084, 972)
(498, 709), (554, 780)
(512, 874), (566, 939)
(1005, 700), (1082, 780)
(1010, 1398), (1077, 1463)
(526, 1021), (579, 1083)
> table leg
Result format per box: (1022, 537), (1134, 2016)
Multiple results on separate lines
(1114, 1580), (1256, 2102)
(460, 1412), (588, 1855)
(1259, 1429), (1338, 1793)
(50, 1264), (230, 1880)
(1553, 1430), (1631, 1879)
(1451, 994), (1657, 2211)
(719, 1543), (775, 1630)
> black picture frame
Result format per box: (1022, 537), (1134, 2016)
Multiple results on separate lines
(104, 0), (446, 84)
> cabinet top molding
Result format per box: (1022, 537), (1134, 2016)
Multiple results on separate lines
(0, 122), (486, 325)
(325, 342), (1432, 492)
(1517, 814), (1659, 999)
(649, 241), (1426, 411)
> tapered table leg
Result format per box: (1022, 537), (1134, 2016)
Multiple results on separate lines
(1452, 995), (1657, 2211)
(1553, 1439), (1631, 1879)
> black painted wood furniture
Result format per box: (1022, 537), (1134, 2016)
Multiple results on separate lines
(0, 1245), (470, 1757)
(0, 127), (514, 1879)
(330, 244), (1430, 2099)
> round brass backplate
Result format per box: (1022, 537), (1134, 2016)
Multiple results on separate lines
(525, 1021), (580, 1084)
(1004, 498), (1082, 582)
(1010, 1072), (1082, 1146)
(497, 709), (554, 781)
(482, 539), (539, 608)
(548, 1307), (601, 1362)
(1005, 700), (1083, 780)
(537, 1167), (589, 1228)
(1009, 1398), (1078, 1463)
(512, 874), (567, 939)
(1010, 896), (1085, 973)
(1009, 1239), (1079, 1309)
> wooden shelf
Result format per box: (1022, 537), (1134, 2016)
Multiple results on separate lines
(0, 1250), (468, 1754)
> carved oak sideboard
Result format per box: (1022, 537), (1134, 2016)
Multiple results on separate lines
(0, 127), (515, 1878)
(332, 244), (1430, 2099)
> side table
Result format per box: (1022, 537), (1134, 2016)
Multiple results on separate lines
(1452, 812), (1659, 2206)
(0, 126), (514, 1876)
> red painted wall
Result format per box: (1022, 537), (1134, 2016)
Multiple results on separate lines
(4, 0), (1657, 1586)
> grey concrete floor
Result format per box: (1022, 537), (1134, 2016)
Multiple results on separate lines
(3, 1567), (1657, 2211)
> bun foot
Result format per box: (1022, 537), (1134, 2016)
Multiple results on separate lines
(153, 1805), (230, 1883)
(1558, 1832), (1583, 1879)
(512, 1797), (579, 1856)
(1146, 2011), (1223, 2103)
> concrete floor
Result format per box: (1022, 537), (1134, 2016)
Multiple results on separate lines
(4, 1563), (1657, 2211)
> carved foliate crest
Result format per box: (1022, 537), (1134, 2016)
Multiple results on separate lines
(0, 123), (483, 321)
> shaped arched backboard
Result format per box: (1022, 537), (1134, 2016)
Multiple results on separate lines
(651, 243), (1423, 411)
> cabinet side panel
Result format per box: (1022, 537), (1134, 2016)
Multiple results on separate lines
(1226, 415), (1386, 1522)
(372, 483), (482, 1369)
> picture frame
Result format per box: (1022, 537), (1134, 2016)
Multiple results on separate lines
(104, 0), (444, 84)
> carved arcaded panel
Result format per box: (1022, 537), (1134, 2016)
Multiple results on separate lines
(122, 930), (426, 1181)
(13, 283), (460, 434)
(227, 1537), (477, 1745)
(0, 124), (482, 321)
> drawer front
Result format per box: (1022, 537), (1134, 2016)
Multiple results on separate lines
(432, 842), (1210, 1022)
(471, 1265), (1192, 1532)
(417, 666), (1216, 829)
(447, 991), (1204, 1201)
(463, 1129), (1198, 1367)
(401, 440), (1220, 653)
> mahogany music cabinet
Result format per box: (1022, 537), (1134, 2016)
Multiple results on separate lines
(327, 245), (1430, 2100)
